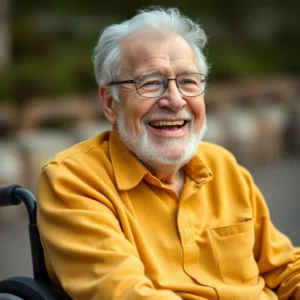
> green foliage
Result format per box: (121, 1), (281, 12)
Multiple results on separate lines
(7, 0), (300, 104)
(0, 68), (15, 102)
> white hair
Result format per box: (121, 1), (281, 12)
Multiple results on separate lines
(93, 7), (208, 100)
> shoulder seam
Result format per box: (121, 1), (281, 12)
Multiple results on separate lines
(44, 143), (109, 168)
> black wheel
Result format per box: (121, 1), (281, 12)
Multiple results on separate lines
(0, 277), (58, 300)
(0, 293), (24, 300)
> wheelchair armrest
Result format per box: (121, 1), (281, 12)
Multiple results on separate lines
(0, 276), (63, 300)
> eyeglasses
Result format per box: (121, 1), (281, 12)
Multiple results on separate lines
(107, 73), (208, 98)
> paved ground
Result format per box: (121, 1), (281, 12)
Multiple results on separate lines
(249, 156), (300, 246)
(0, 156), (299, 281)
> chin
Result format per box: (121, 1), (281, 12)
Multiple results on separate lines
(150, 145), (191, 165)
(117, 116), (207, 169)
(132, 134), (200, 169)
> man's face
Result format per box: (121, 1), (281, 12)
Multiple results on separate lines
(111, 30), (206, 167)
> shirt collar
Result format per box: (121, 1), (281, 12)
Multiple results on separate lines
(184, 152), (213, 184)
(109, 129), (213, 191)
(109, 129), (149, 191)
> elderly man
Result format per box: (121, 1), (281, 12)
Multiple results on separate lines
(37, 7), (300, 300)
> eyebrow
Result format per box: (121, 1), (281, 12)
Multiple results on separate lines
(178, 68), (200, 74)
(133, 69), (165, 78)
(134, 68), (200, 79)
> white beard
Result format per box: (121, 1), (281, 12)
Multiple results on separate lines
(116, 110), (207, 169)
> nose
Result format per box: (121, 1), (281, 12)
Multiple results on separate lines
(157, 79), (186, 111)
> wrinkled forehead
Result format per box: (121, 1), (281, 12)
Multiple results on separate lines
(120, 29), (198, 76)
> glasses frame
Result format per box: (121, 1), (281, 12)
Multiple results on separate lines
(107, 73), (209, 98)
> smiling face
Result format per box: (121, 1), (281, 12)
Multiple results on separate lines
(102, 30), (207, 170)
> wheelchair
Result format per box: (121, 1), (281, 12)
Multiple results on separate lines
(0, 185), (67, 300)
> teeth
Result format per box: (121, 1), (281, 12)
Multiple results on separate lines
(150, 120), (185, 127)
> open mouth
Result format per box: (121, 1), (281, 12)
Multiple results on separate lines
(148, 120), (188, 130)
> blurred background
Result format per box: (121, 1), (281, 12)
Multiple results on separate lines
(0, 0), (299, 281)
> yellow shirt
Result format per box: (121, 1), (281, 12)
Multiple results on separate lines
(37, 129), (300, 300)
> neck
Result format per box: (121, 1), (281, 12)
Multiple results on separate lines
(144, 161), (186, 195)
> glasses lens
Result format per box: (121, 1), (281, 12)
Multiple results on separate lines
(177, 73), (206, 97)
(136, 74), (165, 97)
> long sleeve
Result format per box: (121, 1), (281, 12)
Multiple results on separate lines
(37, 163), (181, 300)
(242, 167), (300, 299)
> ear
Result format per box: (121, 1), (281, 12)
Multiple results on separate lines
(99, 86), (117, 125)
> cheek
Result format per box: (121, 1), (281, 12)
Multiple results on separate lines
(121, 95), (154, 130)
(190, 98), (206, 129)
(135, 102), (153, 119)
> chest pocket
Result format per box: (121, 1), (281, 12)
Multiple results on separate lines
(209, 219), (259, 285)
